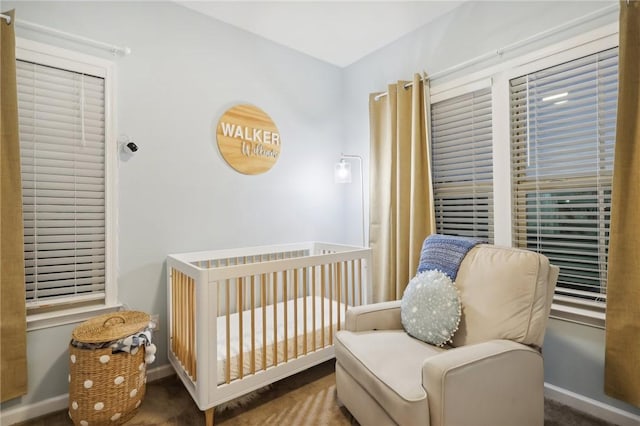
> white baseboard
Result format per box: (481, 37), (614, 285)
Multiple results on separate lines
(544, 382), (640, 426)
(0, 364), (176, 426)
(1, 393), (68, 426)
(146, 363), (175, 383)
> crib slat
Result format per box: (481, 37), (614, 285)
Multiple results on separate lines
(345, 261), (350, 319)
(251, 275), (256, 375)
(214, 262), (220, 337)
(186, 272), (193, 378)
(175, 271), (181, 367)
(312, 265), (316, 352)
(350, 260), (355, 308)
(261, 273), (267, 371)
(337, 262), (342, 332)
(303, 267), (308, 355)
(357, 258), (363, 305)
(180, 272), (186, 374)
(293, 269), (298, 359)
(238, 278), (244, 380)
(171, 269), (176, 359)
(186, 273), (192, 376)
(283, 270), (288, 363)
(329, 263), (333, 346)
(225, 279), (231, 384)
(321, 265), (325, 348)
(179, 271), (184, 376)
(273, 271), (278, 367)
(178, 271), (184, 370)
(172, 270), (177, 360)
(174, 269), (178, 353)
(184, 273), (189, 375)
(189, 274), (196, 381)
(191, 275), (196, 380)
(185, 275), (189, 380)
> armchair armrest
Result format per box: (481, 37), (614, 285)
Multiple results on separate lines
(422, 340), (544, 426)
(345, 301), (403, 332)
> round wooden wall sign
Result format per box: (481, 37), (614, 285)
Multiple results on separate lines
(216, 104), (281, 175)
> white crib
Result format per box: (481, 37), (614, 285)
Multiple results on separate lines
(166, 242), (371, 426)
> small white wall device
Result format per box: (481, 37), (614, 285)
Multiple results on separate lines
(118, 135), (138, 154)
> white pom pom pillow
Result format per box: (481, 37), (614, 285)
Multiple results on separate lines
(400, 270), (461, 347)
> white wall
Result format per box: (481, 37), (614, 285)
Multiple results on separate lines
(342, 0), (640, 419)
(1, 0), (349, 413)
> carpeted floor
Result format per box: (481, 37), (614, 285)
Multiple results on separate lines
(14, 360), (618, 426)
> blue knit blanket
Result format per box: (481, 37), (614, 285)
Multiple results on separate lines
(417, 234), (485, 281)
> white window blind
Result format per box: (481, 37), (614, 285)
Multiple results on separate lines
(17, 59), (107, 308)
(431, 87), (494, 242)
(510, 47), (617, 307)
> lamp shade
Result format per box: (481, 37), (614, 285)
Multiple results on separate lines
(335, 160), (352, 183)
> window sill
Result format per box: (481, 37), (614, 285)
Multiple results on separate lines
(549, 302), (605, 329)
(27, 303), (123, 332)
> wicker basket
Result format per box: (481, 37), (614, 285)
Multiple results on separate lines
(68, 311), (150, 426)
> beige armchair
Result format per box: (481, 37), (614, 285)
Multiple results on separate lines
(335, 244), (559, 426)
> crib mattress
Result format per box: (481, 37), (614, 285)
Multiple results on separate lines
(216, 296), (346, 384)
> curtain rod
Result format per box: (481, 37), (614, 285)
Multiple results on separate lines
(374, 77), (425, 101)
(374, 3), (618, 101)
(1, 14), (131, 56)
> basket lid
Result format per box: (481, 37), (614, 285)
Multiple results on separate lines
(72, 311), (150, 343)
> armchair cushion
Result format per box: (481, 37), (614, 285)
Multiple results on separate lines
(422, 340), (544, 426)
(335, 330), (444, 425)
(451, 245), (556, 348)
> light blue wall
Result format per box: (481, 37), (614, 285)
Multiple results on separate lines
(2, 0), (348, 412)
(543, 318), (640, 412)
(341, 0), (640, 418)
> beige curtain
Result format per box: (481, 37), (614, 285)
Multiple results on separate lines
(1, 9), (28, 402)
(604, 0), (640, 408)
(369, 73), (435, 302)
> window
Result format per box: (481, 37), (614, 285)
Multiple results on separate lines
(16, 40), (117, 324)
(431, 86), (494, 242)
(426, 24), (617, 325)
(510, 47), (617, 313)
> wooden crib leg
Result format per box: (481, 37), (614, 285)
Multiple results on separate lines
(205, 407), (214, 426)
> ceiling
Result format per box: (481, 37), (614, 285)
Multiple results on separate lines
(176, 1), (465, 67)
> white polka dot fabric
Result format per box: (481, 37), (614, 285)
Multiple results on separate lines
(400, 270), (462, 347)
(68, 345), (147, 425)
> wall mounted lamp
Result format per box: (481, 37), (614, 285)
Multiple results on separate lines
(335, 154), (366, 247)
